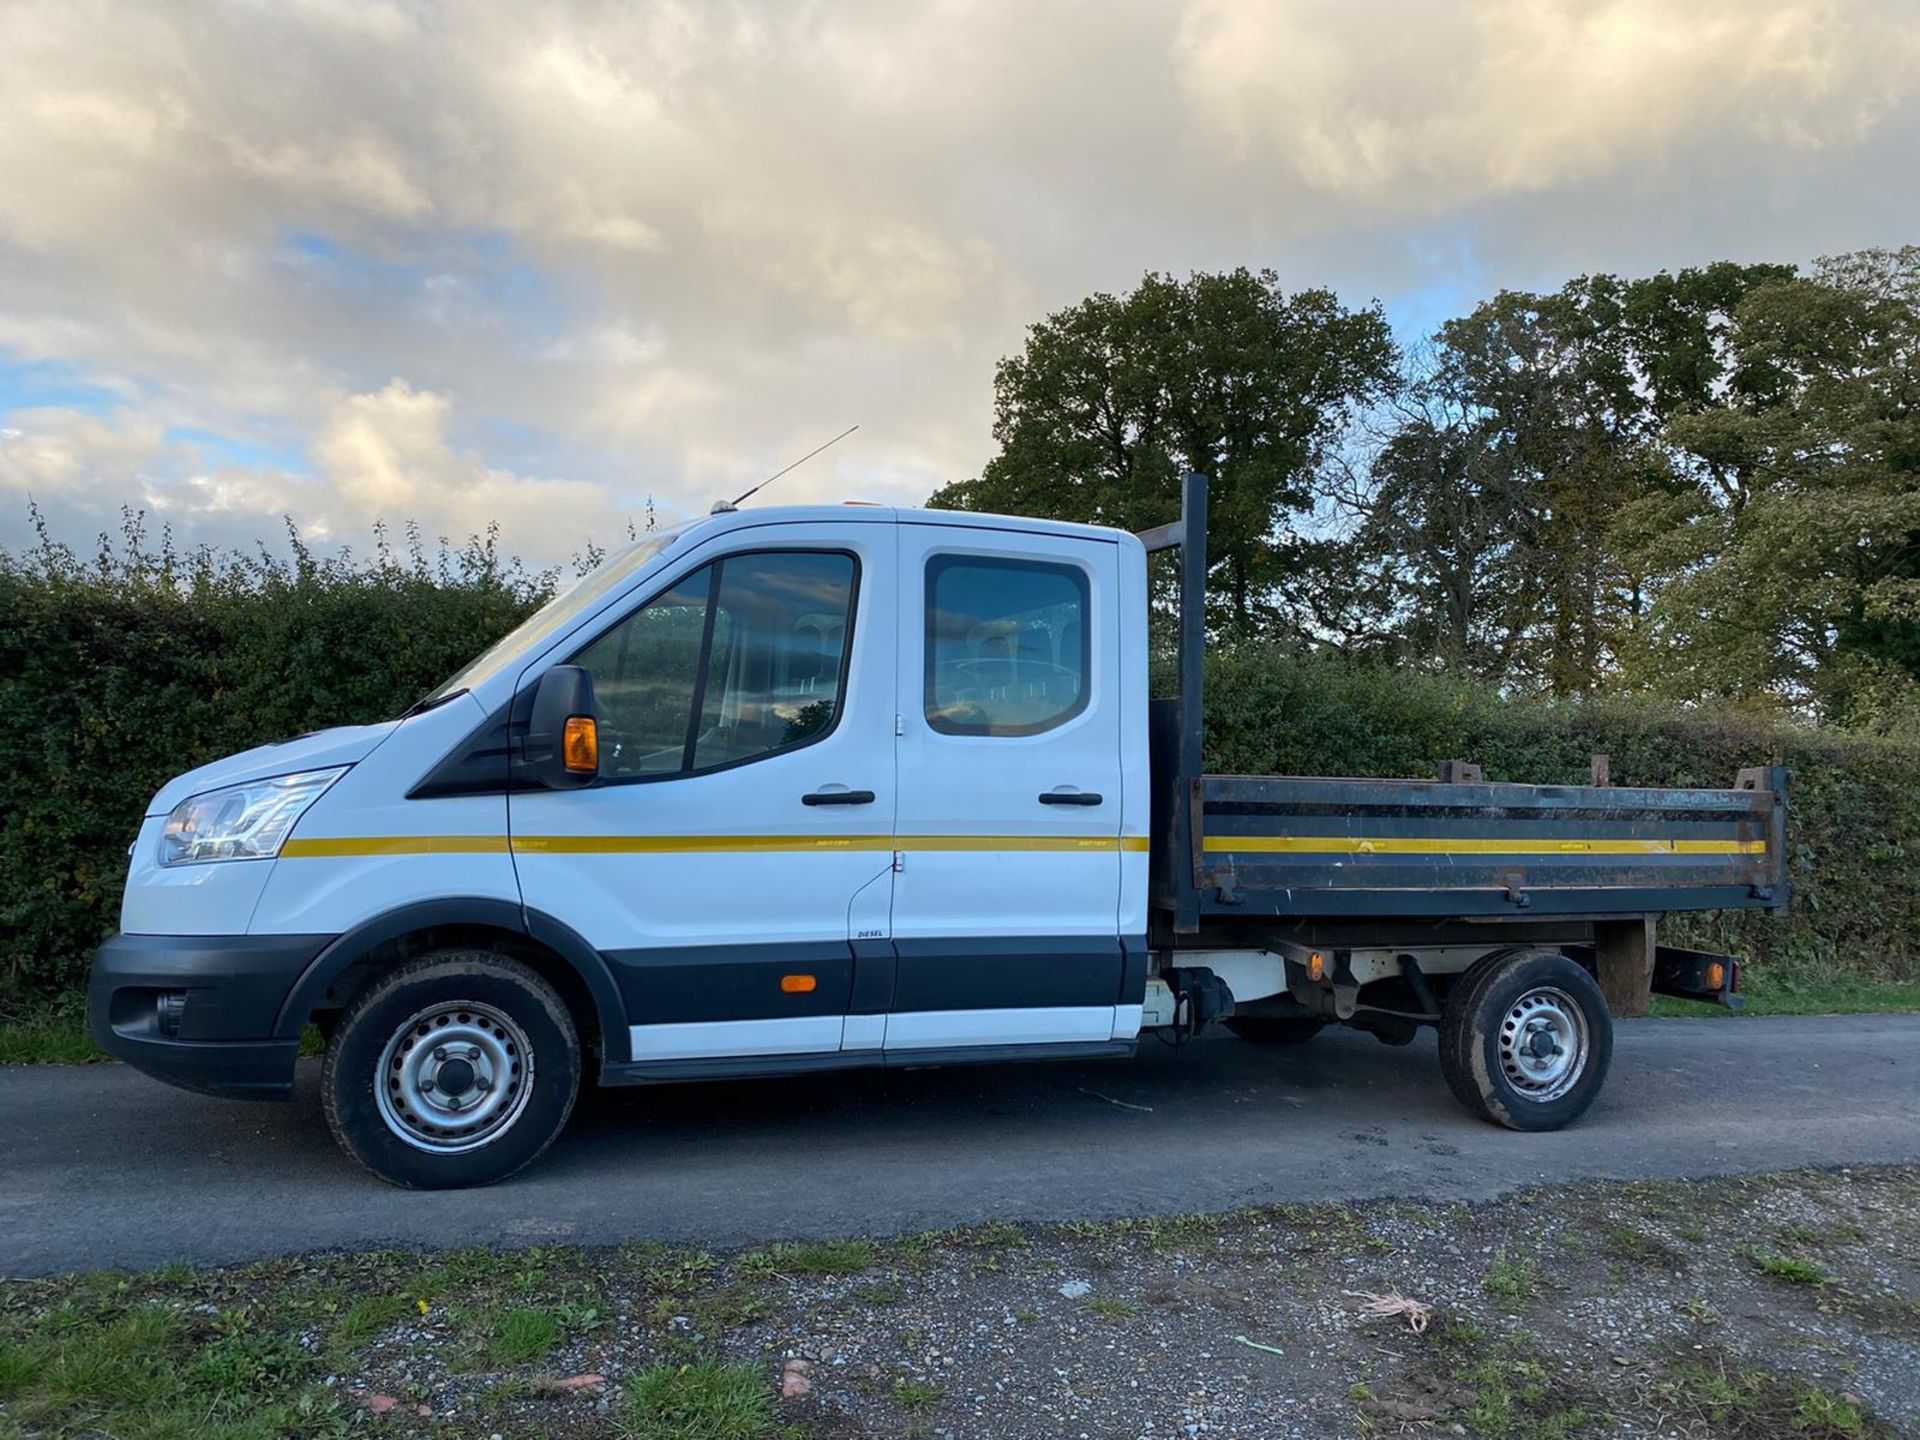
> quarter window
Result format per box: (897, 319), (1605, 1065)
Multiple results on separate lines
(573, 551), (856, 780)
(924, 555), (1089, 736)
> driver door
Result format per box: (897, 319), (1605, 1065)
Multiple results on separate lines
(510, 520), (898, 1063)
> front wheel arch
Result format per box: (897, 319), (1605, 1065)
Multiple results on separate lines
(275, 900), (628, 1065)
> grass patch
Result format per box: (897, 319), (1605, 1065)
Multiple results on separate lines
(1483, 1252), (1542, 1304)
(893, 1376), (944, 1412)
(1369, 1324), (1596, 1439)
(1084, 1295), (1138, 1320)
(0, 1006), (100, 1065)
(1649, 974), (1920, 1018)
(1123, 1213), (1222, 1251)
(650, 1283), (771, 1339)
(740, 1239), (871, 1279)
(1453, 1352), (1593, 1439)
(1745, 1248), (1831, 1286)
(488, 1306), (561, 1366)
(971, 1220), (1027, 1250)
(1596, 1222), (1684, 1270)
(1795, 1387), (1874, 1435)
(0, 1299), (342, 1438)
(621, 1360), (770, 1440)
(1651, 1354), (1888, 1437)
(328, 1292), (414, 1354)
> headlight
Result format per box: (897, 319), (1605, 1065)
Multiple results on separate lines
(160, 767), (348, 866)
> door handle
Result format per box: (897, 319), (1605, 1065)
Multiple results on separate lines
(1039, 790), (1104, 806)
(803, 789), (876, 806)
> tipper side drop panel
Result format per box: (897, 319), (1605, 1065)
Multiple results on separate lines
(1189, 769), (1789, 919)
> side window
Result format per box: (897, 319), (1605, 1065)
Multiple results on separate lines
(925, 555), (1089, 736)
(573, 551), (857, 781)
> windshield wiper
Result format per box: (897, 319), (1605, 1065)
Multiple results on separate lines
(400, 688), (468, 719)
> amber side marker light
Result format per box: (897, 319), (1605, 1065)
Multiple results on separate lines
(1706, 961), (1727, 990)
(563, 716), (599, 773)
(1307, 951), (1326, 982)
(781, 974), (818, 993)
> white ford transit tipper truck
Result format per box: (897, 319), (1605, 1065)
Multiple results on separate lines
(91, 475), (1786, 1188)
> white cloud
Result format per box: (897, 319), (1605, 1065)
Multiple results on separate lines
(313, 379), (618, 542)
(0, 382), (634, 558)
(1, 0), (1917, 563)
(1173, 0), (1920, 204)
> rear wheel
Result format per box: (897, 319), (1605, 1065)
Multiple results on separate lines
(322, 951), (581, 1189)
(1438, 949), (1612, 1132)
(1223, 1016), (1327, 1045)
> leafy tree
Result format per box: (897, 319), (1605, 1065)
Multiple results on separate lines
(1635, 248), (1920, 723)
(1332, 263), (1794, 695)
(1318, 343), (1532, 677)
(929, 268), (1394, 634)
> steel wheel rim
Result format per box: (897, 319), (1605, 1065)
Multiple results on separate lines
(1497, 986), (1589, 1102)
(375, 1001), (535, 1154)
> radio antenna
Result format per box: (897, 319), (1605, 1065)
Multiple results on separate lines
(712, 424), (860, 514)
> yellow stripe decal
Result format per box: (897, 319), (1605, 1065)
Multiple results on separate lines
(285, 834), (1151, 858)
(512, 834), (895, 855)
(895, 835), (1150, 854)
(1201, 835), (1765, 856)
(281, 835), (511, 857)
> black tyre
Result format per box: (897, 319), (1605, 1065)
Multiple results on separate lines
(322, 951), (581, 1189)
(1438, 949), (1612, 1132)
(1223, 1016), (1327, 1045)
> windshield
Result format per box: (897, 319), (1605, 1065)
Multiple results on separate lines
(425, 533), (679, 703)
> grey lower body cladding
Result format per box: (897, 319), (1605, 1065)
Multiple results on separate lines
(605, 933), (1149, 1025)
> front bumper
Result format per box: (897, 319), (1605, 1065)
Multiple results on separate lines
(89, 932), (336, 1100)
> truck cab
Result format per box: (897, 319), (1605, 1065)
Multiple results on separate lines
(92, 487), (1782, 1188)
(93, 503), (1158, 1186)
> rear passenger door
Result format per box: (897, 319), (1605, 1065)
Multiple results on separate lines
(886, 522), (1126, 1052)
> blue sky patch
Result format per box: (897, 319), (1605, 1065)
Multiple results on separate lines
(0, 353), (126, 419)
(163, 426), (308, 473)
(273, 226), (580, 350)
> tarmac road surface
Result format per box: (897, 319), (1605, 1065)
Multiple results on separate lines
(3, 1014), (1915, 1277)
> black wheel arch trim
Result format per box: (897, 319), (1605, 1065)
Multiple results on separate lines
(273, 898), (632, 1064)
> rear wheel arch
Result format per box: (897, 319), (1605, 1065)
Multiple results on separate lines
(275, 900), (630, 1066)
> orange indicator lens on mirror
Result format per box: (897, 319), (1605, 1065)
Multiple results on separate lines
(781, 974), (817, 993)
(562, 716), (598, 773)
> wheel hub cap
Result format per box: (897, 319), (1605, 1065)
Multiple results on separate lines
(375, 1001), (534, 1154)
(1498, 987), (1589, 1103)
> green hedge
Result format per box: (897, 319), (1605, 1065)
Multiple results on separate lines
(0, 529), (545, 1011)
(2, 541), (1914, 1013)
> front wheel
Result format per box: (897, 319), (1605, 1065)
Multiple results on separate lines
(1438, 949), (1612, 1132)
(322, 951), (581, 1189)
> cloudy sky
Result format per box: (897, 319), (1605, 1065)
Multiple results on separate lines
(2, 0), (1917, 566)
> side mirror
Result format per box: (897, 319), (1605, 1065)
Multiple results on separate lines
(518, 665), (599, 789)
